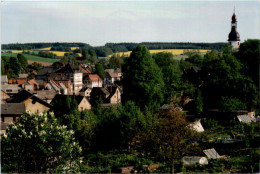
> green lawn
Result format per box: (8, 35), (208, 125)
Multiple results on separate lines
(1, 53), (59, 63)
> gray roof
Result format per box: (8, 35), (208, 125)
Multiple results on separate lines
(34, 90), (57, 101)
(35, 79), (44, 86)
(203, 148), (220, 159)
(1, 75), (8, 83)
(37, 66), (57, 76)
(1, 103), (26, 115)
(1, 84), (22, 94)
(18, 74), (28, 78)
(237, 115), (252, 123)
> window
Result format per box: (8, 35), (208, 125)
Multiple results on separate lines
(37, 109), (39, 114)
(81, 107), (83, 111)
(6, 89), (12, 92)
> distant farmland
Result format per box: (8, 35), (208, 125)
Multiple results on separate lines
(1, 53), (59, 63)
(110, 49), (210, 57)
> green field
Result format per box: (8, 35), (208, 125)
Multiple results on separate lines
(1, 53), (59, 63)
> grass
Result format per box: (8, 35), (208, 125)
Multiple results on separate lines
(1, 53), (59, 63)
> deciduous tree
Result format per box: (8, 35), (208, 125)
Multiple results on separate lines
(122, 45), (165, 111)
(1, 113), (82, 173)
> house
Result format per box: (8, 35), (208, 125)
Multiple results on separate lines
(84, 74), (103, 88)
(79, 64), (92, 76)
(182, 156), (208, 166)
(34, 90), (57, 104)
(103, 70), (118, 85)
(47, 72), (73, 94)
(1, 84), (23, 96)
(1, 103), (26, 136)
(1, 75), (8, 85)
(1, 122), (10, 136)
(105, 86), (121, 104)
(1, 90), (10, 104)
(51, 94), (91, 111)
(237, 115), (252, 123)
(90, 86), (121, 104)
(115, 68), (122, 79)
(55, 63), (83, 93)
(8, 73), (28, 84)
(114, 166), (134, 173)
(79, 86), (92, 97)
(45, 80), (69, 95)
(36, 66), (59, 80)
(203, 148), (226, 159)
(90, 87), (110, 101)
(189, 119), (204, 132)
(1, 103), (26, 124)
(35, 79), (45, 89)
(8, 90), (52, 114)
(21, 79), (39, 92)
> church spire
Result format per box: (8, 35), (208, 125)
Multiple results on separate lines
(228, 8), (240, 49)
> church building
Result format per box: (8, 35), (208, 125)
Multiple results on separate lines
(228, 10), (240, 49)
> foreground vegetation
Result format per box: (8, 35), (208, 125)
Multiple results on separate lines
(1, 39), (259, 173)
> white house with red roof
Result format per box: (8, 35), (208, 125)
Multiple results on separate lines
(84, 74), (103, 88)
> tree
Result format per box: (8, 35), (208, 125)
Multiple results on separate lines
(122, 45), (165, 111)
(153, 52), (182, 103)
(17, 53), (28, 69)
(109, 53), (123, 68)
(235, 39), (260, 84)
(201, 50), (245, 110)
(1, 113), (82, 173)
(95, 63), (105, 79)
(93, 102), (148, 151)
(8, 56), (21, 77)
(51, 95), (78, 119)
(134, 107), (199, 173)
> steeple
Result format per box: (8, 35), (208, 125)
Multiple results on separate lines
(228, 8), (240, 49)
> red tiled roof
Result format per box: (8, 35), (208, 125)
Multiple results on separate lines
(28, 79), (39, 86)
(88, 74), (102, 82)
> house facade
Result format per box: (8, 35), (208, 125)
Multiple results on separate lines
(55, 63), (83, 94)
(103, 70), (118, 85)
(79, 87), (92, 97)
(9, 90), (52, 114)
(1, 90), (10, 104)
(84, 74), (103, 88)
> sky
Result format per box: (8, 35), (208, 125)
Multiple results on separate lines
(1, 0), (259, 46)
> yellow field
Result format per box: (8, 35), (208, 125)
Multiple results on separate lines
(110, 49), (210, 57)
(70, 47), (79, 50)
(5, 50), (24, 53)
(38, 47), (51, 51)
(48, 51), (82, 57)
(49, 51), (67, 56)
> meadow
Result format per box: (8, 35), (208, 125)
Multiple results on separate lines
(1, 53), (59, 63)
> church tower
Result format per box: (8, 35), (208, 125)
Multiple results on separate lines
(228, 9), (240, 49)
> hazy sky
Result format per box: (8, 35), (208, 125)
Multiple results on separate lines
(1, 0), (259, 46)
